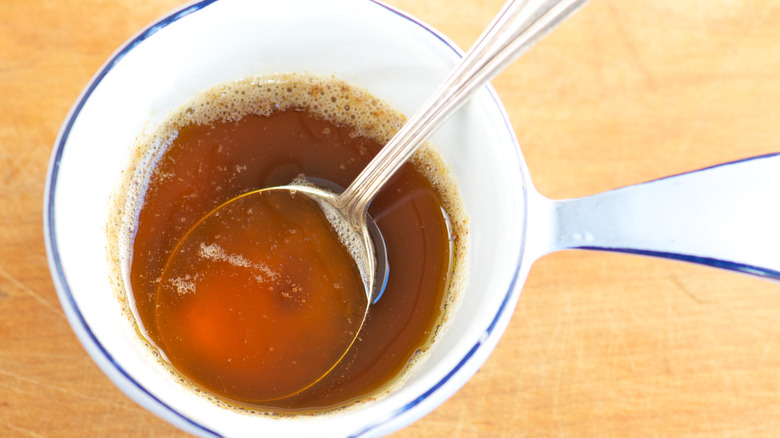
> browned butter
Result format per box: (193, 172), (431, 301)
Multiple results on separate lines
(109, 73), (466, 413)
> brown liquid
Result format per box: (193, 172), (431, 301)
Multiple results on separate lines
(126, 76), (459, 412)
(156, 189), (367, 402)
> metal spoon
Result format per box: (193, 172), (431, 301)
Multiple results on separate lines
(160, 0), (590, 400)
(180, 0), (590, 304)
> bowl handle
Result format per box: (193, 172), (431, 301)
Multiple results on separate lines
(525, 153), (780, 280)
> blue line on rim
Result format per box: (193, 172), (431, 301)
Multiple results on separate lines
(46, 0), (527, 436)
(46, 0), (222, 436)
(578, 247), (780, 280)
(619, 151), (780, 189)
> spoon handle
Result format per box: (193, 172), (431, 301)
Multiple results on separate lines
(526, 153), (780, 280)
(336, 0), (591, 221)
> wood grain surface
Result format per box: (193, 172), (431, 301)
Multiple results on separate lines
(2, 0), (780, 436)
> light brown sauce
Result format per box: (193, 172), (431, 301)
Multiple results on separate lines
(110, 74), (466, 413)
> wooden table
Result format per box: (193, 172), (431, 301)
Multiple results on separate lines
(2, 0), (779, 436)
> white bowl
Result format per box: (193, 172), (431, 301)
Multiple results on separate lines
(44, 0), (529, 436)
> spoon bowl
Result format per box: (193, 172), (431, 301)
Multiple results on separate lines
(155, 184), (373, 401)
